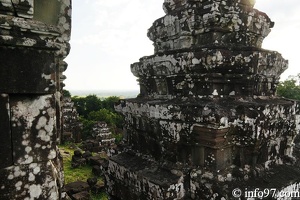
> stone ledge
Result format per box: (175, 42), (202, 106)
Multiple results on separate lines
(163, 0), (257, 14)
(190, 164), (300, 199)
(132, 49), (287, 78)
(107, 152), (184, 200)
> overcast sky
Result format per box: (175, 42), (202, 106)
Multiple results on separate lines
(64, 0), (300, 92)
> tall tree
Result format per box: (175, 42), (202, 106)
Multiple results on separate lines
(85, 95), (102, 115)
(72, 96), (87, 117)
(277, 75), (300, 100)
(72, 95), (102, 117)
(62, 89), (71, 97)
(102, 96), (120, 111)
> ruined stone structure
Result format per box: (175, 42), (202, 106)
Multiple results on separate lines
(93, 121), (116, 146)
(107, 0), (300, 199)
(0, 1), (71, 199)
(82, 121), (117, 154)
(62, 97), (82, 143)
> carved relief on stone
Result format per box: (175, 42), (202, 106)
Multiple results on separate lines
(0, 0), (33, 18)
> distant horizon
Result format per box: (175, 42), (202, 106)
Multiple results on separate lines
(68, 89), (139, 98)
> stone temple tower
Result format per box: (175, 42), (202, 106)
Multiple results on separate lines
(0, 1), (71, 199)
(107, 0), (300, 199)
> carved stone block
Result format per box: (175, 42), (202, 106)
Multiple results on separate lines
(0, 47), (56, 94)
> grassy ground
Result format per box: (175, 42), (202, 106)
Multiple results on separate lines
(59, 143), (108, 200)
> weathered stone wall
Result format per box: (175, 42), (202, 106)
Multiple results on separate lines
(107, 0), (300, 199)
(0, 0), (71, 199)
(116, 97), (300, 168)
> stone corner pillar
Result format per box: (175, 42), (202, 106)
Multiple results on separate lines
(0, 0), (71, 199)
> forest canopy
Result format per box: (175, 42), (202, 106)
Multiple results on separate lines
(64, 91), (123, 140)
